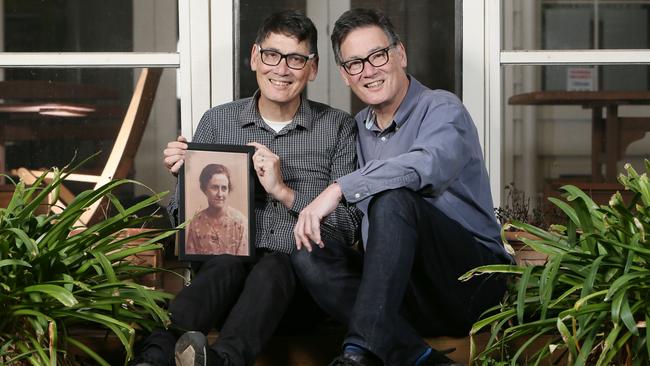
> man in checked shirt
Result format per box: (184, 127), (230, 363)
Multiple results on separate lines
(132, 10), (360, 366)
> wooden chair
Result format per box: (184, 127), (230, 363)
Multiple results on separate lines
(13, 68), (163, 227)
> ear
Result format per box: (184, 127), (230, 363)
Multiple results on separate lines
(307, 56), (319, 81)
(250, 44), (259, 71)
(396, 42), (407, 68)
(338, 66), (351, 87)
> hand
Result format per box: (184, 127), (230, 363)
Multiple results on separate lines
(247, 142), (294, 207)
(293, 183), (342, 252)
(163, 136), (188, 177)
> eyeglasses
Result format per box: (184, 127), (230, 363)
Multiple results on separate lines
(340, 44), (396, 75)
(256, 45), (316, 70)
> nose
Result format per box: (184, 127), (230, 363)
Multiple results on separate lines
(274, 57), (290, 74)
(361, 60), (378, 77)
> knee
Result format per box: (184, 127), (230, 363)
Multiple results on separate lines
(291, 248), (328, 286)
(368, 188), (418, 219)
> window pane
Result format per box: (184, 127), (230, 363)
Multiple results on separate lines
(0, 67), (178, 204)
(501, 64), (650, 214)
(503, 1), (650, 51)
(3, 0), (178, 52)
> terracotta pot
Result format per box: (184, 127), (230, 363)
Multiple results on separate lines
(504, 231), (548, 266)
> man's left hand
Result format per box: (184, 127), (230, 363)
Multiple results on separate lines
(294, 183), (342, 251)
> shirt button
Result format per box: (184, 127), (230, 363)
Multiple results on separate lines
(381, 136), (387, 141)
(270, 229), (274, 234)
(354, 193), (361, 199)
(273, 202), (278, 207)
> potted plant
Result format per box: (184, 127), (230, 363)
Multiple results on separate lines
(0, 160), (176, 365)
(463, 161), (650, 365)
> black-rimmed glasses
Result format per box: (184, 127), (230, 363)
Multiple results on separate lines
(257, 45), (316, 70)
(340, 44), (396, 75)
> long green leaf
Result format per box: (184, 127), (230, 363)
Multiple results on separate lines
(23, 284), (78, 306)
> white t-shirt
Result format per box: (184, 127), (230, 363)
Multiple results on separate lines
(262, 116), (292, 133)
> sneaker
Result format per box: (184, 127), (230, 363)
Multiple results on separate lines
(174, 331), (224, 366)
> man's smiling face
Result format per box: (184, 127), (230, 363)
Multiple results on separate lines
(251, 32), (317, 109)
(338, 25), (408, 111)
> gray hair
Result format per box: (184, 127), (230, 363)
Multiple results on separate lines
(331, 8), (401, 64)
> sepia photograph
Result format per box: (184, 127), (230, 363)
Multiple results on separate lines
(179, 143), (255, 260)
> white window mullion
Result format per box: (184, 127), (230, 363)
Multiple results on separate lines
(0, 52), (179, 68)
(501, 49), (650, 65)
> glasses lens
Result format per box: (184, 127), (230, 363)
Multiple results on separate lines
(261, 50), (281, 66)
(367, 49), (389, 67)
(286, 54), (307, 69)
(344, 60), (364, 75)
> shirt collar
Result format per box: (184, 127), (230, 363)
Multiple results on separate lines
(239, 90), (313, 131)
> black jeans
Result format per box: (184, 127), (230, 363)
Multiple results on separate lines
(140, 251), (296, 366)
(291, 189), (509, 366)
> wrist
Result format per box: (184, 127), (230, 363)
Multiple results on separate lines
(273, 184), (295, 208)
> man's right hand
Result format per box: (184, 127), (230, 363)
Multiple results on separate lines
(163, 135), (188, 177)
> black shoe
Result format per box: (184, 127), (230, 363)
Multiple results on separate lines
(328, 348), (382, 366)
(174, 331), (224, 366)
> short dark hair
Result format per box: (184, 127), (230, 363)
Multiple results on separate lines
(199, 164), (232, 192)
(255, 10), (318, 56)
(331, 8), (401, 64)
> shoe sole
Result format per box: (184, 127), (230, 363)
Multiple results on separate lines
(174, 331), (207, 366)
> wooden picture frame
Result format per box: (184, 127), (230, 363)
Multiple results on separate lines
(179, 143), (255, 261)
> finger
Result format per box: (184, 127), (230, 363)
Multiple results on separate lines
(294, 219), (313, 252)
(293, 221), (304, 250)
(170, 159), (184, 176)
(177, 135), (188, 143)
(309, 216), (323, 247)
(247, 142), (266, 151)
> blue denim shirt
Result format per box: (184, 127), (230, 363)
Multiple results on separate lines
(337, 77), (510, 261)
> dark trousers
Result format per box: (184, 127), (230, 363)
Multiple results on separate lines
(141, 251), (296, 366)
(291, 189), (509, 366)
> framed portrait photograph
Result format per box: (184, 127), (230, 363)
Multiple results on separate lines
(179, 143), (256, 261)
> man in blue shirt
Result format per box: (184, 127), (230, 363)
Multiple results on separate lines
(292, 8), (513, 366)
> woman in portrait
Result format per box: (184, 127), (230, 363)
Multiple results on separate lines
(186, 163), (248, 255)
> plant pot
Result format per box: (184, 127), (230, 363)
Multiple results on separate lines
(504, 231), (548, 266)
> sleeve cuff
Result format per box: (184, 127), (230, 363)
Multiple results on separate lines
(289, 190), (311, 214)
(338, 171), (370, 203)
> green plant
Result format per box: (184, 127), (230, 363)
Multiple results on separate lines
(0, 161), (176, 365)
(463, 161), (650, 366)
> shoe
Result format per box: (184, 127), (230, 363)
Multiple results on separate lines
(328, 347), (382, 366)
(174, 331), (224, 366)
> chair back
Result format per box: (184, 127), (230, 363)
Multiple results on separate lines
(82, 68), (163, 225)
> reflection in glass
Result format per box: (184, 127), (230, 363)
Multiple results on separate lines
(0, 68), (177, 203)
(502, 65), (650, 212)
